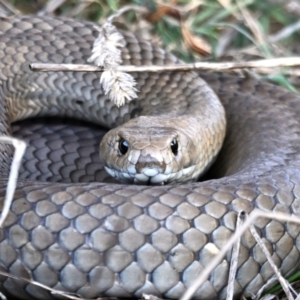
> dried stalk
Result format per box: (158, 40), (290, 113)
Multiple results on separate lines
(30, 57), (300, 74)
(0, 137), (26, 227)
(180, 209), (300, 300)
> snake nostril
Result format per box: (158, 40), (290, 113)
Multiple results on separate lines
(119, 139), (129, 155)
(171, 139), (178, 156)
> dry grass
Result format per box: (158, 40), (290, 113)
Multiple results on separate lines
(3, 0), (300, 91)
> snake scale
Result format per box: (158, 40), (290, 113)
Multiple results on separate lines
(0, 15), (300, 300)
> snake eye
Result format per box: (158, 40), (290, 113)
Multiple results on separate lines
(119, 139), (129, 155)
(171, 139), (178, 156)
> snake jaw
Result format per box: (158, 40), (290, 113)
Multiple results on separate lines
(104, 164), (199, 185)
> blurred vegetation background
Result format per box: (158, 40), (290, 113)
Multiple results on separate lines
(2, 0), (300, 90)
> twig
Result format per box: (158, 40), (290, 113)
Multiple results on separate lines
(250, 67), (300, 77)
(269, 20), (300, 43)
(249, 220), (294, 300)
(254, 275), (278, 300)
(0, 0), (19, 15)
(226, 212), (244, 300)
(142, 294), (165, 300)
(0, 137), (26, 227)
(64, 1), (93, 18)
(0, 269), (110, 300)
(0, 270), (79, 299)
(30, 57), (300, 74)
(38, 0), (68, 15)
(180, 209), (300, 300)
(259, 294), (277, 300)
(215, 27), (239, 58)
(0, 291), (6, 300)
(236, 0), (266, 47)
(107, 5), (148, 22)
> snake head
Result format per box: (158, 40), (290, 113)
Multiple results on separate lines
(99, 116), (202, 185)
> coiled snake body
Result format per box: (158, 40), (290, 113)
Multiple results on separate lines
(0, 15), (300, 300)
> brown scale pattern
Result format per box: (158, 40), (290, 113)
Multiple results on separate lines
(0, 15), (300, 300)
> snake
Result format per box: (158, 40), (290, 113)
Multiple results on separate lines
(0, 14), (300, 300)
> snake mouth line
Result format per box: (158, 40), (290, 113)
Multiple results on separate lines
(104, 165), (198, 185)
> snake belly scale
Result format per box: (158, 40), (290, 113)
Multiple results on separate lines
(0, 15), (300, 300)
